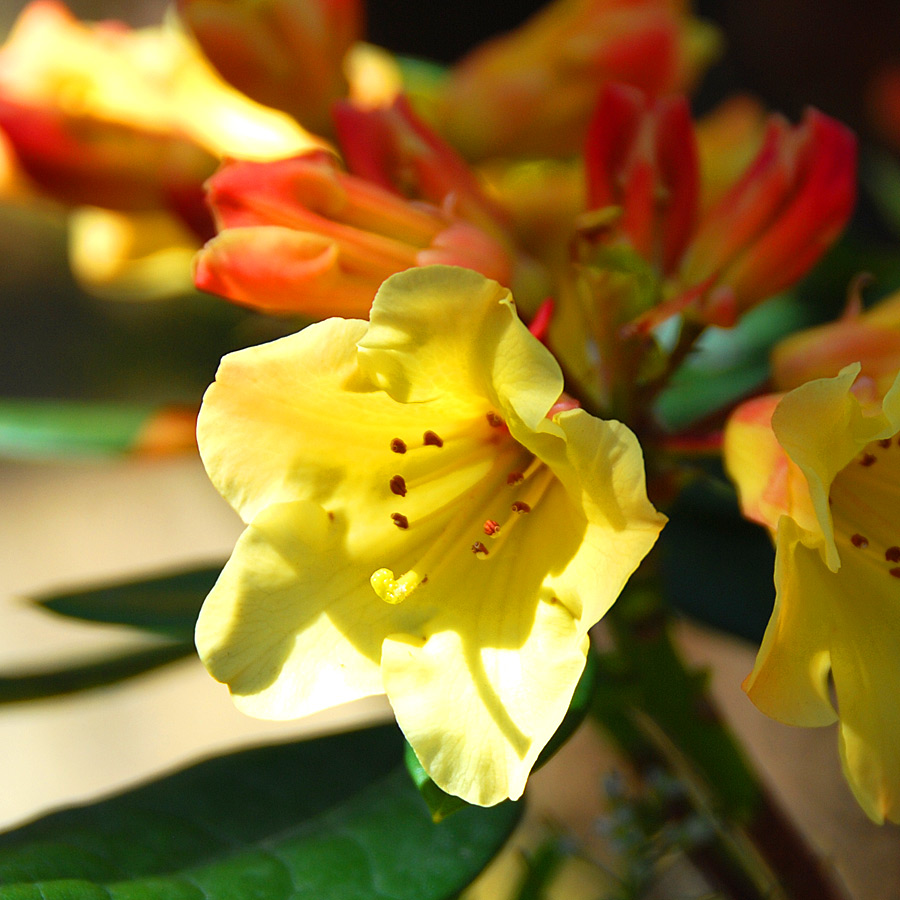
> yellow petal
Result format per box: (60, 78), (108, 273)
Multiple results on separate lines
(772, 364), (900, 570)
(383, 611), (589, 806)
(358, 265), (563, 431)
(746, 516), (900, 824)
(197, 500), (390, 717)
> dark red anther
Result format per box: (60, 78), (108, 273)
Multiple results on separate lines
(389, 475), (407, 497)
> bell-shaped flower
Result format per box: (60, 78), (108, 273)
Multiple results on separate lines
(178, 0), (362, 136)
(771, 288), (900, 399)
(195, 151), (514, 316)
(195, 265), (665, 806)
(431, 0), (720, 160)
(724, 366), (900, 824)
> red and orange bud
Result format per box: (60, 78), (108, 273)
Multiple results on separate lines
(178, 0), (362, 135)
(332, 95), (509, 237)
(0, 1), (218, 231)
(680, 108), (857, 321)
(195, 151), (514, 315)
(433, 0), (720, 160)
(0, 0), (319, 295)
(772, 288), (900, 399)
(693, 95), (767, 213)
(0, 98), (216, 235)
(584, 82), (698, 275)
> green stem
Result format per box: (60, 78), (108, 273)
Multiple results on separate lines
(593, 579), (850, 900)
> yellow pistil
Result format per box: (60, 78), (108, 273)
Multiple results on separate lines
(370, 567), (426, 605)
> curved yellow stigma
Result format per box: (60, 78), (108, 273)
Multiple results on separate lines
(370, 568), (426, 605)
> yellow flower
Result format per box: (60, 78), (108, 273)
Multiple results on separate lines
(725, 366), (900, 823)
(196, 266), (664, 806)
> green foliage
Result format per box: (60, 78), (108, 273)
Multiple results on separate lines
(0, 643), (193, 705)
(0, 400), (165, 459)
(653, 293), (808, 431)
(0, 726), (521, 900)
(34, 565), (223, 641)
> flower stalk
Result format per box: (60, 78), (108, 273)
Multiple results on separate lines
(592, 574), (852, 900)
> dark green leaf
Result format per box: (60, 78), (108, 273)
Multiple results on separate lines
(34, 565), (223, 640)
(0, 726), (521, 900)
(0, 643), (194, 705)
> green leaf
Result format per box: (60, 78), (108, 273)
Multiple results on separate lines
(0, 400), (172, 459)
(0, 643), (194, 705)
(34, 564), (223, 640)
(406, 647), (599, 822)
(0, 726), (521, 900)
(653, 293), (809, 430)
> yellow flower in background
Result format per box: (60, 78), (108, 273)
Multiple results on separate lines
(196, 266), (664, 806)
(725, 366), (900, 823)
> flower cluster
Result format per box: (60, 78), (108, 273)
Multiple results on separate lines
(4, 0), (894, 824)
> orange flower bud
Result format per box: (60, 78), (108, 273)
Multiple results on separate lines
(772, 289), (900, 398)
(680, 108), (857, 320)
(195, 151), (514, 315)
(178, 0), (363, 134)
(332, 95), (509, 238)
(433, 0), (720, 160)
(0, 0), (319, 294)
(584, 82), (698, 275)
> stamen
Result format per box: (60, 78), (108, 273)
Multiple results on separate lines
(860, 453), (877, 467)
(486, 412), (504, 428)
(507, 471), (524, 485)
(880, 439), (893, 449)
(851, 533), (868, 548)
(483, 519), (501, 537)
(391, 513), (409, 529)
(423, 430), (444, 447)
(886, 547), (900, 562)
(890, 568), (900, 579)
(389, 475), (407, 497)
(472, 541), (490, 558)
(512, 501), (531, 514)
(390, 438), (407, 453)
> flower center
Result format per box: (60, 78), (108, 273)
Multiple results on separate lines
(830, 432), (900, 580)
(369, 410), (554, 604)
